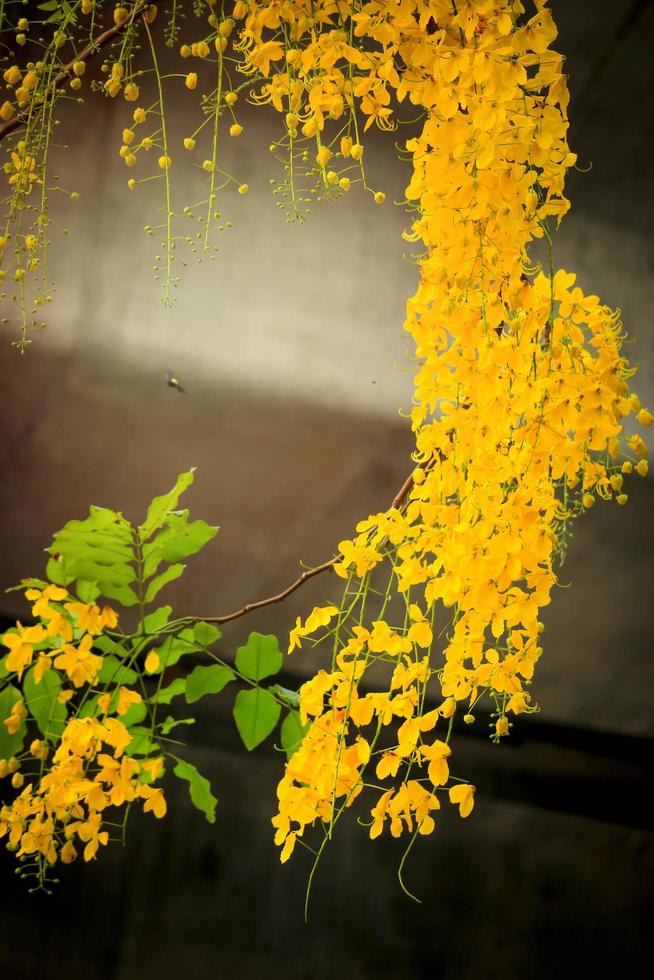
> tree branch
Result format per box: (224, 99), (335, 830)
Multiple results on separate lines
(193, 456), (432, 626)
(0, 0), (155, 143)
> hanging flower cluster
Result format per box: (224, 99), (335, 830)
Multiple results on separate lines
(263, 0), (651, 866)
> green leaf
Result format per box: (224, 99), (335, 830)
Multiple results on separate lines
(173, 758), (217, 823)
(79, 696), (101, 719)
(23, 667), (67, 742)
(52, 528), (134, 561)
(46, 557), (73, 587)
(280, 710), (309, 760)
(269, 684), (300, 709)
(7, 578), (47, 593)
(48, 508), (136, 602)
(193, 622), (221, 647)
(233, 688), (281, 751)
(150, 677), (186, 704)
(185, 664), (235, 704)
(139, 470), (196, 540)
(144, 564), (185, 604)
(141, 606), (172, 634)
(76, 580), (100, 603)
(97, 656), (138, 686)
(0, 685), (26, 758)
(0, 657), (8, 681)
(93, 635), (124, 655)
(160, 715), (195, 736)
(62, 559), (135, 587)
(142, 515), (218, 578)
(120, 700), (147, 728)
(98, 583), (139, 607)
(124, 727), (160, 757)
(156, 630), (198, 670)
(235, 632), (282, 681)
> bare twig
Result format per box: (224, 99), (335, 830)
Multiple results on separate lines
(193, 454), (435, 626)
(193, 558), (339, 626)
(0, 0), (155, 143)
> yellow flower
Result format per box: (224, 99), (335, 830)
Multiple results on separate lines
(3, 66), (21, 85)
(185, 73), (198, 90)
(53, 634), (102, 688)
(238, 183), (249, 195)
(140, 785), (167, 818)
(2, 623), (46, 679)
(158, 155), (172, 170)
(315, 145), (332, 168)
(229, 123), (243, 137)
(420, 740), (451, 787)
(116, 687), (142, 716)
(183, 137), (196, 151)
(449, 784), (475, 818)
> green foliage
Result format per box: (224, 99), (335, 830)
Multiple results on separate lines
(144, 565), (185, 603)
(233, 688), (282, 751)
(280, 710), (309, 760)
(0, 684), (26, 759)
(141, 606), (173, 634)
(193, 622), (221, 647)
(160, 716), (195, 736)
(125, 727), (161, 758)
(235, 632), (283, 681)
(44, 470), (218, 609)
(173, 758), (218, 824)
(97, 656), (138, 686)
(23, 667), (67, 743)
(186, 664), (235, 704)
(139, 471), (196, 539)
(48, 506), (138, 606)
(150, 678), (187, 705)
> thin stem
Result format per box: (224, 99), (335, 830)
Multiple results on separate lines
(0, 0), (156, 143)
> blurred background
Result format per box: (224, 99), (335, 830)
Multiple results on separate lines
(0, 1), (653, 977)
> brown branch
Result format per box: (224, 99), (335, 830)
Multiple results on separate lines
(391, 470), (416, 510)
(0, 0), (155, 143)
(192, 454), (436, 626)
(193, 558), (339, 626)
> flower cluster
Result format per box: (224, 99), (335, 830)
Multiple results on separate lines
(0, 585), (167, 886)
(270, 0), (650, 864)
